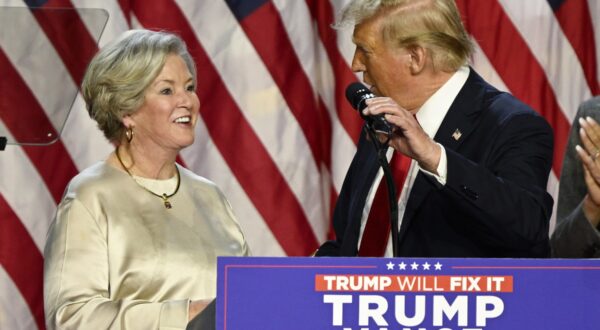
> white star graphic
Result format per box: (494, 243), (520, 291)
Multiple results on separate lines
(434, 262), (443, 270)
(422, 262), (431, 270)
(410, 262), (419, 270)
(398, 262), (407, 270)
(386, 261), (395, 270)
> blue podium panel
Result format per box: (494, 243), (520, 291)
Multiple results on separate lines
(217, 257), (600, 330)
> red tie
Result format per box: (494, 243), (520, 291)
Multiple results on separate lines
(358, 152), (412, 256)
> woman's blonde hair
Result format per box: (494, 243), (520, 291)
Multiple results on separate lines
(336, 0), (473, 72)
(81, 29), (196, 142)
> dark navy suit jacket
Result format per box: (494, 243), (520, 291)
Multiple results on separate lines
(317, 69), (554, 258)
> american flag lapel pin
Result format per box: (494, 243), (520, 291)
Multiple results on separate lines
(452, 129), (462, 141)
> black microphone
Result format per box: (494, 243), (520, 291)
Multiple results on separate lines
(346, 82), (398, 257)
(345, 82), (393, 135)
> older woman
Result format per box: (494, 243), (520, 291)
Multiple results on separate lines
(43, 29), (249, 329)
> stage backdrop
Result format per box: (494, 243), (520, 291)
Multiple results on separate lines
(0, 0), (598, 329)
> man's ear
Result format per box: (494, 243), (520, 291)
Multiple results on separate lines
(408, 45), (427, 74)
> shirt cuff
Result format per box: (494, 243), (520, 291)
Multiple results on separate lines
(159, 299), (190, 329)
(419, 143), (447, 185)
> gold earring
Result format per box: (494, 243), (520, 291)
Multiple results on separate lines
(125, 127), (134, 143)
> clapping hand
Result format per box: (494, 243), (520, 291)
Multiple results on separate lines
(575, 116), (600, 226)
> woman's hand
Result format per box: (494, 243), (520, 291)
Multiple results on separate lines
(576, 116), (600, 226)
(188, 299), (212, 321)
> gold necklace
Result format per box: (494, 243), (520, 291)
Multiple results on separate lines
(115, 146), (180, 209)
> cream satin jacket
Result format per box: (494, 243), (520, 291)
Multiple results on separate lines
(44, 162), (249, 329)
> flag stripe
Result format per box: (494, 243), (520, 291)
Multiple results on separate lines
(0, 122), (57, 252)
(259, 0), (344, 237)
(227, 1), (331, 169)
(30, 0), (98, 86)
(132, 0), (319, 255)
(28, 0), (111, 169)
(0, 196), (45, 330)
(72, 0), (130, 49)
(498, 0), (592, 123)
(0, 49), (57, 145)
(0, 266), (38, 330)
(0, 49), (78, 202)
(270, 0), (355, 192)
(588, 0), (600, 83)
(0, 2), (112, 171)
(57, 94), (114, 169)
(305, 0), (364, 143)
(0, 6), (77, 133)
(460, 0), (570, 176)
(117, 0), (131, 27)
(553, 0), (600, 94)
(178, 0), (330, 241)
(470, 40), (509, 92)
(226, 1), (338, 237)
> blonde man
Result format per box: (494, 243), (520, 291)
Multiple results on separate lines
(316, 0), (554, 258)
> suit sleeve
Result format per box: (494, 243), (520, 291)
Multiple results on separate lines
(441, 112), (554, 255)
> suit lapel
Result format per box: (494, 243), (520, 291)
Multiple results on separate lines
(434, 71), (486, 152)
(397, 69), (489, 245)
(340, 131), (386, 256)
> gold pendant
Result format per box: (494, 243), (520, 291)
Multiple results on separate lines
(162, 194), (172, 209)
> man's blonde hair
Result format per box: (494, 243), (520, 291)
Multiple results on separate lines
(337, 0), (472, 72)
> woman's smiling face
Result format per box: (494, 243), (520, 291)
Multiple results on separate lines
(125, 54), (200, 153)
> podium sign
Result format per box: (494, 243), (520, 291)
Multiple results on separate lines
(217, 257), (600, 329)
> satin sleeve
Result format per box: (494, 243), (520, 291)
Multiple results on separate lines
(44, 197), (189, 330)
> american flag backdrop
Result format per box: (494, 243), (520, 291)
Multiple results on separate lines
(0, 0), (598, 329)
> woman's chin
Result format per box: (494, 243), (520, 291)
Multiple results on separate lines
(179, 136), (195, 149)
